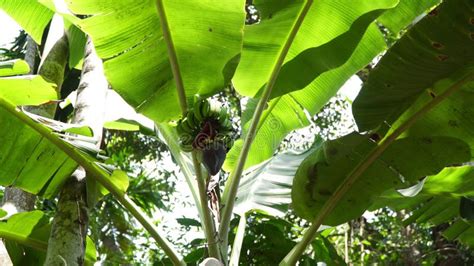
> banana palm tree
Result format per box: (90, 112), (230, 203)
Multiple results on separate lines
(0, 0), (473, 265)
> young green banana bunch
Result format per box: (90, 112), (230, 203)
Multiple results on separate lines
(176, 98), (233, 175)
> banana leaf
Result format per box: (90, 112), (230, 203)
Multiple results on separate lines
(40, 0), (246, 122)
(291, 0), (474, 226)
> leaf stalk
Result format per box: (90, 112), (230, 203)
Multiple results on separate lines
(229, 213), (247, 265)
(193, 152), (222, 260)
(218, 0), (314, 257)
(155, 0), (187, 113)
(155, 0), (221, 260)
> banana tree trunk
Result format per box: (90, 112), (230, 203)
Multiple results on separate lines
(45, 37), (108, 265)
(20, 15), (68, 121)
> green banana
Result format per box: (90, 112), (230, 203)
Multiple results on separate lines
(221, 119), (232, 131)
(180, 117), (193, 134)
(217, 108), (227, 124)
(175, 97), (234, 153)
(179, 140), (193, 152)
(193, 100), (204, 122)
(200, 99), (211, 118)
(176, 121), (185, 136)
(186, 112), (198, 133)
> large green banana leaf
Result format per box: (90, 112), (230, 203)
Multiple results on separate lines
(0, 103), (76, 197)
(0, 1), (87, 69)
(373, 166), (474, 247)
(353, 0), (474, 132)
(426, 198), (474, 247)
(233, 0), (398, 98)
(377, 0), (440, 34)
(224, 24), (387, 171)
(406, 197), (459, 226)
(0, 60), (30, 76)
(0, 210), (96, 264)
(268, 2), (397, 99)
(414, 166), (474, 197)
(40, 0), (400, 173)
(0, 76), (58, 106)
(380, 71), (474, 157)
(40, 0), (246, 122)
(291, 0), (474, 227)
(444, 219), (473, 241)
(0, 60), (58, 106)
(0, 0), (53, 43)
(224, 0), (408, 171)
(0, 66), (78, 197)
(292, 133), (470, 225)
(444, 219), (474, 247)
(374, 166), (474, 210)
(64, 21), (87, 69)
(0, 80), (126, 199)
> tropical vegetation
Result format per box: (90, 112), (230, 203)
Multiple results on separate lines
(0, 0), (473, 265)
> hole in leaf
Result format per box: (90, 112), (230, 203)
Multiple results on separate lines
(245, 4), (260, 25)
(427, 89), (437, 98)
(431, 42), (444, 49)
(369, 133), (381, 142)
(428, 8), (439, 16)
(422, 137), (433, 144)
(437, 54), (449, 61)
